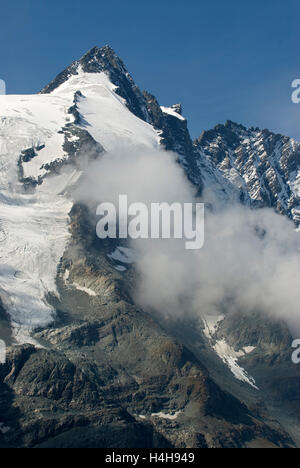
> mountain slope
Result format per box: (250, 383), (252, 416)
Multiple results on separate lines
(0, 203), (294, 448)
(0, 45), (299, 448)
(193, 120), (300, 224)
(0, 50), (160, 343)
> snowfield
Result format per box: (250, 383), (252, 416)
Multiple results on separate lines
(0, 69), (160, 343)
(0, 93), (76, 343)
(51, 68), (160, 153)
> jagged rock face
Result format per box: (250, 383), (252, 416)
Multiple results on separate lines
(0, 45), (300, 448)
(20, 46), (300, 224)
(141, 90), (202, 190)
(193, 121), (300, 224)
(41, 46), (149, 123)
(143, 91), (193, 158)
(0, 207), (294, 448)
(41, 46), (198, 171)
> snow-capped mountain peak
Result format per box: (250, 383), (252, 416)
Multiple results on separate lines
(0, 46), (161, 343)
(40, 45), (150, 123)
(1, 45), (300, 448)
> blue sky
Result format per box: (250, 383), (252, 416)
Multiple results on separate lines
(1, 0), (300, 139)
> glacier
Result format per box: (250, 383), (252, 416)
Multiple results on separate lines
(0, 67), (160, 344)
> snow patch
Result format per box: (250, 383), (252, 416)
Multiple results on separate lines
(151, 411), (182, 420)
(71, 282), (97, 297)
(202, 315), (258, 389)
(202, 314), (224, 339)
(63, 269), (70, 282)
(213, 339), (259, 389)
(161, 106), (185, 121)
(243, 346), (256, 354)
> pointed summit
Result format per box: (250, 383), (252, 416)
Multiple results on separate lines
(40, 45), (149, 121)
(76, 45), (129, 76)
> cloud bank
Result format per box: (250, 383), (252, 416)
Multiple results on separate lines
(74, 145), (300, 335)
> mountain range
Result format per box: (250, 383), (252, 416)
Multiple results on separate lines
(0, 45), (299, 448)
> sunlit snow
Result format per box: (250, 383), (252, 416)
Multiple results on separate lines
(0, 68), (159, 343)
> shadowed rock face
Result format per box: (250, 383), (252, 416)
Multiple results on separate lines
(0, 205), (295, 448)
(142, 91), (193, 158)
(0, 46), (300, 448)
(0, 299), (12, 346)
